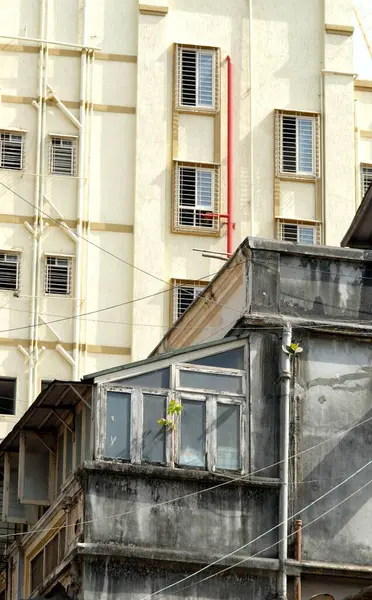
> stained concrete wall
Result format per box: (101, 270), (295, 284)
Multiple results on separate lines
(296, 333), (372, 565)
(83, 558), (278, 600)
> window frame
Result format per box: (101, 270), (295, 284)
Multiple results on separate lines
(49, 134), (77, 176)
(171, 278), (208, 323)
(276, 218), (321, 245)
(173, 161), (220, 234)
(27, 521), (66, 595)
(44, 254), (73, 296)
(98, 358), (247, 473)
(0, 130), (25, 171)
(0, 252), (20, 292)
(18, 431), (55, 506)
(175, 44), (219, 112)
(275, 110), (320, 179)
(361, 163), (372, 198)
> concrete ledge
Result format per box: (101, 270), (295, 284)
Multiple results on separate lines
(355, 79), (372, 91)
(325, 24), (354, 36)
(139, 4), (168, 16)
(81, 461), (281, 488)
(241, 314), (372, 337)
(287, 559), (372, 580)
(78, 542), (280, 572)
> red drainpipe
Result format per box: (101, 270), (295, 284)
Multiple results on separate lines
(227, 55), (233, 256)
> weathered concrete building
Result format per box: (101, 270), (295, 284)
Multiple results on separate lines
(1, 236), (372, 599)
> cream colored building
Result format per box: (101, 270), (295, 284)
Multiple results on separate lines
(0, 0), (370, 437)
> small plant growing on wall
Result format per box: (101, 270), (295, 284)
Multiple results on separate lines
(157, 399), (183, 430)
(282, 342), (303, 356)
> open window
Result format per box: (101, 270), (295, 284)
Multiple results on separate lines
(18, 432), (55, 506)
(2, 453), (38, 524)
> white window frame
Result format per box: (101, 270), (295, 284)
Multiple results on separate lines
(173, 162), (219, 233)
(0, 253), (20, 291)
(44, 255), (73, 296)
(277, 219), (321, 245)
(0, 131), (25, 171)
(277, 111), (319, 178)
(98, 361), (246, 473)
(49, 135), (77, 176)
(176, 45), (218, 111)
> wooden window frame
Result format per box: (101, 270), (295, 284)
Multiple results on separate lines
(97, 355), (247, 473)
(175, 44), (220, 113)
(27, 521), (66, 595)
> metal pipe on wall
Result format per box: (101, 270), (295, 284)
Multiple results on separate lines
(354, 99), (360, 209)
(248, 0), (254, 236)
(226, 55), (233, 256)
(295, 519), (302, 600)
(278, 323), (292, 599)
(73, 0), (88, 379)
(28, 0), (46, 407)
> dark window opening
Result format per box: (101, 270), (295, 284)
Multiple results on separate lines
(0, 377), (16, 415)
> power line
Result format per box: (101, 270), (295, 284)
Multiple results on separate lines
(2, 406), (372, 542)
(160, 476), (372, 599)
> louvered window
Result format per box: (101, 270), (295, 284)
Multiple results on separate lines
(174, 163), (219, 232)
(172, 280), (206, 321)
(277, 220), (321, 245)
(49, 136), (77, 175)
(0, 253), (20, 291)
(45, 256), (72, 295)
(361, 165), (372, 197)
(277, 112), (319, 177)
(176, 46), (218, 110)
(0, 132), (24, 170)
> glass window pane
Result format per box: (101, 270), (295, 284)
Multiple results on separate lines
(179, 370), (242, 394)
(116, 368), (169, 389)
(190, 348), (245, 370)
(180, 400), (205, 468)
(75, 409), (83, 466)
(217, 404), (240, 470)
(198, 52), (213, 106)
(66, 428), (73, 479)
(105, 392), (131, 459)
(196, 170), (212, 209)
(143, 395), (166, 463)
(299, 226), (315, 245)
(298, 118), (313, 173)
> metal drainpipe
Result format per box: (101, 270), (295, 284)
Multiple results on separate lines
(33, 6), (49, 402)
(278, 323), (292, 600)
(28, 0), (46, 407)
(226, 56), (233, 256)
(248, 0), (254, 236)
(354, 99), (360, 210)
(295, 519), (302, 600)
(73, 0), (88, 379)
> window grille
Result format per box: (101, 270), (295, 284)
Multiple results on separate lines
(45, 256), (72, 295)
(0, 253), (20, 291)
(277, 219), (321, 245)
(276, 111), (320, 177)
(174, 163), (219, 233)
(0, 132), (24, 170)
(49, 136), (77, 175)
(176, 45), (219, 110)
(172, 280), (206, 321)
(361, 164), (372, 198)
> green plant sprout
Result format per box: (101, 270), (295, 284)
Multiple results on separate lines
(157, 399), (183, 430)
(282, 342), (303, 356)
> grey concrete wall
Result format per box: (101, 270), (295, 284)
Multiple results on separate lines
(249, 247), (372, 322)
(82, 557), (278, 600)
(296, 333), (372, 564)
(83, 466), (279, 559)
(302, 575), (372, 600)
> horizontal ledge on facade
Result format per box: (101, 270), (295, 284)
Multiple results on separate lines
(139, 4), (169, 16)
(354, 79), (372, 91)
(360, 130), (372, 138)
(0, 43), (137, 63)
(0, 214), (134, 234)
(0, 95), (136, 114)
(287, 558), (372, 578)
(77, 542), (280, 572)
(275, 217), (323, 225)
(242, 314), (372, 338)
(325, 23), (354, 36)
(81, 460), (281, 487)
(0, 338), (131, 355)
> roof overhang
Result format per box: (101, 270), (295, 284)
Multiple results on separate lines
(341, 183), (372, 248)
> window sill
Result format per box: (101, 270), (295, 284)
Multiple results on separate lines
(83, 460), (281, 488)
(276, 172), (319, 183)
(176, 106), (219, 116)
(171, 226), (221, 238)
